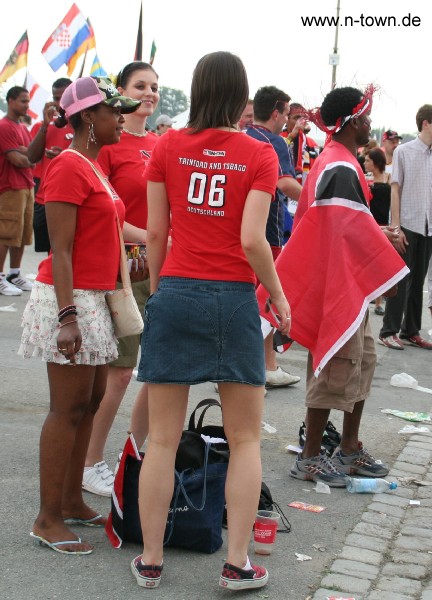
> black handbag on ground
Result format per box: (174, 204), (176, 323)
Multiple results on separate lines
(258, 482), (291, 533)
(106, 399), (229, 553)
(222, 480), (291, 533)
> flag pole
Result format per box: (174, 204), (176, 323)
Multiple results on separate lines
(134, 1), (143, 61)
(78, 43), (89, 78)
(149, 40), (156, 65)
(330, 0), (341, 89)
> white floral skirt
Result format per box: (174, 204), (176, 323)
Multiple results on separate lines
(19, 281), (118, 365)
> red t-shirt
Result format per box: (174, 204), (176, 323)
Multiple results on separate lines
(31, 121), (74, 204)
(37, 151), (125, 290)
(0, 117), (34, 193)
(98, 131), (158, 230)
(146, 128), (278, 283)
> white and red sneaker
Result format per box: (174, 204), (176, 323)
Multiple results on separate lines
(131, 556), (163, 588)
(219, 561), (269, 590)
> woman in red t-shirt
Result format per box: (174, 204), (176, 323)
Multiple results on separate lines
(131, 52), (291, 591)
(83, 62), (161, 497)
(19, 77), (141, 556)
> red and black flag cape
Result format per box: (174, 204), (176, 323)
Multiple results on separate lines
(257, 139), (409, 376)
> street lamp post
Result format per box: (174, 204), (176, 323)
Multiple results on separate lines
(329, 0), (341, 89)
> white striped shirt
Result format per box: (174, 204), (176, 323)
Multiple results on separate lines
(392, 137), (432, 236)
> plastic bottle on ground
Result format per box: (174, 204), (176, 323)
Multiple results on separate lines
(346, 477), (397, 494)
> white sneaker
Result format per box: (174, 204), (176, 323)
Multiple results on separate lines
(214, 382), (267, 396)
(0, 276), (23, 296)
(82, 460), (114, 497)
(265, 367), (300, 388)
(6, 274), (33, 291)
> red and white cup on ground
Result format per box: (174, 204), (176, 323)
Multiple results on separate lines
(253, 510), (280, 555)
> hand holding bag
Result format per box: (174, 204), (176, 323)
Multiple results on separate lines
(64, 149), (143, 338)
(105, 222), (144, 338)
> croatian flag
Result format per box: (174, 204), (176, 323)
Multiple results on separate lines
(42, 3), (91, 72)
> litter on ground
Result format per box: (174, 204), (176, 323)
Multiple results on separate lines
(390, 372), (432, 395)
(381, 409), (431, 422)
(0, 304), (17, 312)
(295, 553), (312, 561)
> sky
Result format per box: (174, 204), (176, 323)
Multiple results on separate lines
(0, 0), (429, 138)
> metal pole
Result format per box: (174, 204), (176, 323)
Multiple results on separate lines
(331, 0), (341, 89)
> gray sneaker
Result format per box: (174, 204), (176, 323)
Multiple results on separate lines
(290, 451), (347, 487)
(332, 442), (389, 477)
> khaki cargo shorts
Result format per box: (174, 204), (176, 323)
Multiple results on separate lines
(305, 312), (376, 413)
(0, 188), (34, 246)
(109, 278), (151, 368)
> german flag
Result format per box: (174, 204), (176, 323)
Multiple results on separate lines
(0, 31), (29, 84)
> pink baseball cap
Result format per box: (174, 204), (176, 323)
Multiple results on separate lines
(60, 76), (141, 118)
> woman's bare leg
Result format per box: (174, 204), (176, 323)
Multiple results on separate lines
(128, 382), (149, 449)
(218, 382), (264, 568)
(32, 363), (102, 552)
(85, 366), (132, 465)
(138, 384), (189, 565)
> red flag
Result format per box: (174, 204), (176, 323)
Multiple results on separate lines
(257, 140), (409, 376)
(105, 434), (141, 549)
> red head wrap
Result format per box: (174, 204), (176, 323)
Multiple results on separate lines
(304, 84), (378, 137)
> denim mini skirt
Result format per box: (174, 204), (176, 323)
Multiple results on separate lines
(137, 277), (265, 385)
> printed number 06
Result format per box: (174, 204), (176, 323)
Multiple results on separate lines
(188, 172), (226, 207)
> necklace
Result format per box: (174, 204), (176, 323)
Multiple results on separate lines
(123, 127), (148, 137)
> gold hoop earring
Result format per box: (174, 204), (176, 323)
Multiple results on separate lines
(86, 122), (97, 149)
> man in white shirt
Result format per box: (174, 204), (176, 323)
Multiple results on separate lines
(378, 106), (432, 350)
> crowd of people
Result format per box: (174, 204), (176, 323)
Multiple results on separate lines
(0, 50), (432, 592)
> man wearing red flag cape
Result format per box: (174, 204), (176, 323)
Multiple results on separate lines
(257, 85), (409, 487)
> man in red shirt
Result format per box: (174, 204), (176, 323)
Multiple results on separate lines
(0, 86), (35, 295)
(28, 78), (73, 253)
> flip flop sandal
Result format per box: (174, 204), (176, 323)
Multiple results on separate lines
(64, 514), (106, 527)
(30, 532), (94, 555)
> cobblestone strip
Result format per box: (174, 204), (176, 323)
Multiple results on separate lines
(312, 433), (432, 600)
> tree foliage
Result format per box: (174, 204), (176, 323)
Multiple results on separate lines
(147, 86), (189, 130)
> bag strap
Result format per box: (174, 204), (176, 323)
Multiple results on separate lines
(63, 148), (132, 291)
(273, 500), (292, 533)
(163, 442), (211, 546)
(188, 398), (222, 433)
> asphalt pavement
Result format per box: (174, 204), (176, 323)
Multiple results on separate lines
(1, 247), (432, 600)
